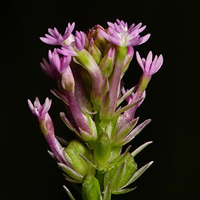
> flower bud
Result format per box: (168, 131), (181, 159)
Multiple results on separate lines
(64, 140), (95, 176)
(121, 46), (134, 76)
(104, 153), (137, 191)
(94, 132), (111, 169)
(88, 25), (107, 52)
(88, 38), (102, 65)
(82, 174), (102, 200)
(61, 66), (75, 93)
(99, 47), (115, 78)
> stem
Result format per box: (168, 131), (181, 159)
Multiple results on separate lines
(96, 170), (104, 192)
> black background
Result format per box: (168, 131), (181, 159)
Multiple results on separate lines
(1, 0), (199, 200)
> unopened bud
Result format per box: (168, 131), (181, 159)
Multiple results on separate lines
(82, 174), (102, 200)
(64, 140), (95, 176)
(61, 66), (75, 92)
(88, 38), (102, 65)
(88, 25), (107, 52)
(105, 153), (137, 190)
(94, 132), (111, 169)
(99, 47), (115, 78)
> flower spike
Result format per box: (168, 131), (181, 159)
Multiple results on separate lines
(30, 19), (163, 200)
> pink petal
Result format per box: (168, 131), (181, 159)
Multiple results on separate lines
(136, 51), (144, 71)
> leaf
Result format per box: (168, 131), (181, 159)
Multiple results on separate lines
(63, 185), (76, 200)
(112, 187), (137, 195)
(56, 135), (69, 146)
(79, 153), (97, 169)
(131, 141), (153, 157)
(60, 112), (77, 133)
(51, 89), (69, 105)
(47, 150), (56, 161)
(103, 182), (111, 200)
(117, 86), (136, 107)
(120, 161), (154, 189)
(58, 163), (83, 181)
(114, 98), (143, 115)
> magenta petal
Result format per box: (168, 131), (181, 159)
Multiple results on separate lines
(136, 51), (144, 71)
(145, 51), (153, 73)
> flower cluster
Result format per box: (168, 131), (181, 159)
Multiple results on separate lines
(28, 19), (163, 200)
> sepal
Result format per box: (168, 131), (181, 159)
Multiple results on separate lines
(112, 187), (137, 195)
(103, 182), (111, 200)
(131, 141), (153, 157)
(63, 185), (76, 200)
(120, 161), (153, 189)
(94, 132), (111, 169)
(58, 163), (83, 181)
(64, 140), (96, 177)
(82, 175), (102, 200)
(105, 152), (137, 191)
(110, 161), (126, 192)
(115, 119), (151, 146)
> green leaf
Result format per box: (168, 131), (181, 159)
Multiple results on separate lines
(112, 187), (137, 195)
(117, 86), (136, 107)
(131, 141), (153, 157)
(63, 185), (76, 200)
(79, 153), (97, 169)
(120, 161), (154, 189)
(114, 98), (143, 116)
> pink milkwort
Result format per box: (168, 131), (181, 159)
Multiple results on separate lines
(28, 97), (52, 121)
(136, 51), (164, 77)
(28, 97), (68, 165)
(40, 22), (75, 45)
(100, 19), (150, 47)
(40, 49), (71, 79)
(58, 31), (86, 56)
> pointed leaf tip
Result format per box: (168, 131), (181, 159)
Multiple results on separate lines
(63, 185), (76, 200)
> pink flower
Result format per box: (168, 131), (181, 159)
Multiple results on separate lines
(40, 49), (71, 79)
(136, 51), (164, 76)
(40, 22), (75, 45)
(100, 19), (150, 47)
(58, 31), (85, 56)
(28, 97), (52, 121)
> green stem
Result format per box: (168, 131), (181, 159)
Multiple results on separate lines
(96, 170), (104, 192)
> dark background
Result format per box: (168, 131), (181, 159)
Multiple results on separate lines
(1, 0), (199, 199)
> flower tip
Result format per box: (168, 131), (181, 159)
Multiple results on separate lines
(147, 118), (152, 124)
(27, 99), (34, 110)
(149, 161), (154, 166)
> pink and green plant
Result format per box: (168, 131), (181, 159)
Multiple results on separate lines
(28, 19), (163, 200)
